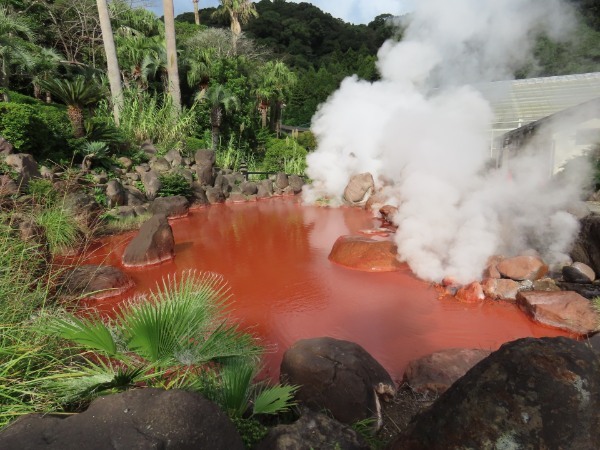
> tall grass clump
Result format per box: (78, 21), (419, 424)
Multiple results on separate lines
(0, 218), (70, 428)
(97, 89), (197, 154)
(35, 204), (81, 256)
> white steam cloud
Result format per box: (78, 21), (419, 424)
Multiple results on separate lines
(304, 0), (587, 283)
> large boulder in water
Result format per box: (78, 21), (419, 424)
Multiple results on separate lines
(329, 235), (401, 272)
(122, 214), (174, 267)
(280, 337), (396, 429)
(0, 388), (244, 450)
(391, 337), (600, 450)
(59, 264), (134, 300)
(516, 290), (598, 335)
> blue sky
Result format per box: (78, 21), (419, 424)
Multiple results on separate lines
(147, 0), (415, 25)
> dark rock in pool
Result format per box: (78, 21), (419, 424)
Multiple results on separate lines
(0, 388), (244, 450)
(59, 264), (134, 300)
(280, 337), (396, 430)
(391, 337), (600, 450)
(557, 281), (600, 299)
(571, 214), (600, 277)
(122, 213), (174, 267)
(562, 263), (594, 283)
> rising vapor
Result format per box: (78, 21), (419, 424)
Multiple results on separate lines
(303, 0), (587, 283)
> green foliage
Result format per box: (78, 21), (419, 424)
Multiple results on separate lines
(35, 205), (81, 255)
(157, 172), (193, 198)
(50, 271), (263, 367)
(0, 102), (71, 160)
(27, 179), (57, 205)
(296, 131), (317, 151)
(261, 137), (307, 174)
(97, 89), (198, 154)
(231, 417), (268, 449)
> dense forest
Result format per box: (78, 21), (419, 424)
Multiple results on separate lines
(178, 0), (600, 125)
(0, 0), (598, 165)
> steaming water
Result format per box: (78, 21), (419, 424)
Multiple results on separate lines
(78, 199), (570, 380)
(303, 0), (587, 283)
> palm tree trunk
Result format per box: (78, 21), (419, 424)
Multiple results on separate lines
(163, 0), (182, 115)
(68, 106), (85, 138)
(1, 58), (10, 102)
(193, 0), (200, 25)
(96, 0), (123, 126)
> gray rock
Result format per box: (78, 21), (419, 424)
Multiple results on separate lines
(280, 337), (396, 429)
(205, 186), (225, 204)
(0, 136), (14, 155)
(288, 174), (304, 194)
(122, 214), (174, 267)
(141, 170), (161, 200)
(125, 185), (146, 206)
(117, 156), (133, 171)
(59, 265), (134, 300)
(140, 139), (157, 156)
(257, 179), (273, 198)
(5, 153), (40, 185)
(241, 181), (258, 196)
(191, 181), (209, 205)
(164, 148), (182, 167)
(105, 179), (126, 207)
(0, 388), (244, 450)
(275, 172), (289, 189)
(149, 195), (190, 218)
(256, 409), (369, 450)
(194, 149), (215, 166)
(150, 156), (171, 173)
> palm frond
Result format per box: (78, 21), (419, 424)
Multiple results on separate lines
(47, 316), (117, 356)
(252, 384), (298, 416)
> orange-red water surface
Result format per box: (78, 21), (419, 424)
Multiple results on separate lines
(77, 197), (571, 381)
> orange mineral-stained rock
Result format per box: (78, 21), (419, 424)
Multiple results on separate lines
(481, 278), (521, 301)
(456, 282), (485, 303)
(516, 290), (599, 335)
(497, 255), (548, 281)
(328, 235), (401, 272)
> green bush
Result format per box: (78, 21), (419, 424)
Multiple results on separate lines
(0, 102), (71, 160)
(157, 172), (193, 198)
(261, 137), (307, 175)
(27, 179), (57, 205)
(184, 137), (205, 156)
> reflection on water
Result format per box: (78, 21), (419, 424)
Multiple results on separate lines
(78, 197), (571, 381)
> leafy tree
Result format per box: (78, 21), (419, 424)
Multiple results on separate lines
(0, 6), (35, 101)
(29, 47), (62, 103)
(213, 0), (258, 54)
(197, 83), (240, 151)
(254, 60), (296, 132)
(40, 76), (106, 138)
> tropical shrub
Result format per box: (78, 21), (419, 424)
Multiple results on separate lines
(261, 137), (307, 174)
(157, 172), (193, 198)
(97, 89), (198, 154)
(0, 103), (71, 159)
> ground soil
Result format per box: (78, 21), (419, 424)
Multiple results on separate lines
(377, 383), (438, 447)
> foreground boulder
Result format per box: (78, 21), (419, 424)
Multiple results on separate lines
(280, 337), (396, 429)
(329, 236), (401, 272)
(516, 290), (598, 335)
(403, 348), (491, 394)
(256, 409), (369, 450)
(0, 388), (244, 450)
(59, 265), (134, 300)
(392, 337), (600, 450)
(122, 214), (174, 267)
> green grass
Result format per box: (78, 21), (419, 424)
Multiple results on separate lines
(36, 205), (81, 255)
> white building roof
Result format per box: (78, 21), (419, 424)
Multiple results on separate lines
(475, 72), (600, 133)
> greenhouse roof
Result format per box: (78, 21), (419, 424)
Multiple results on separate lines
(474, 72), (600, 131)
